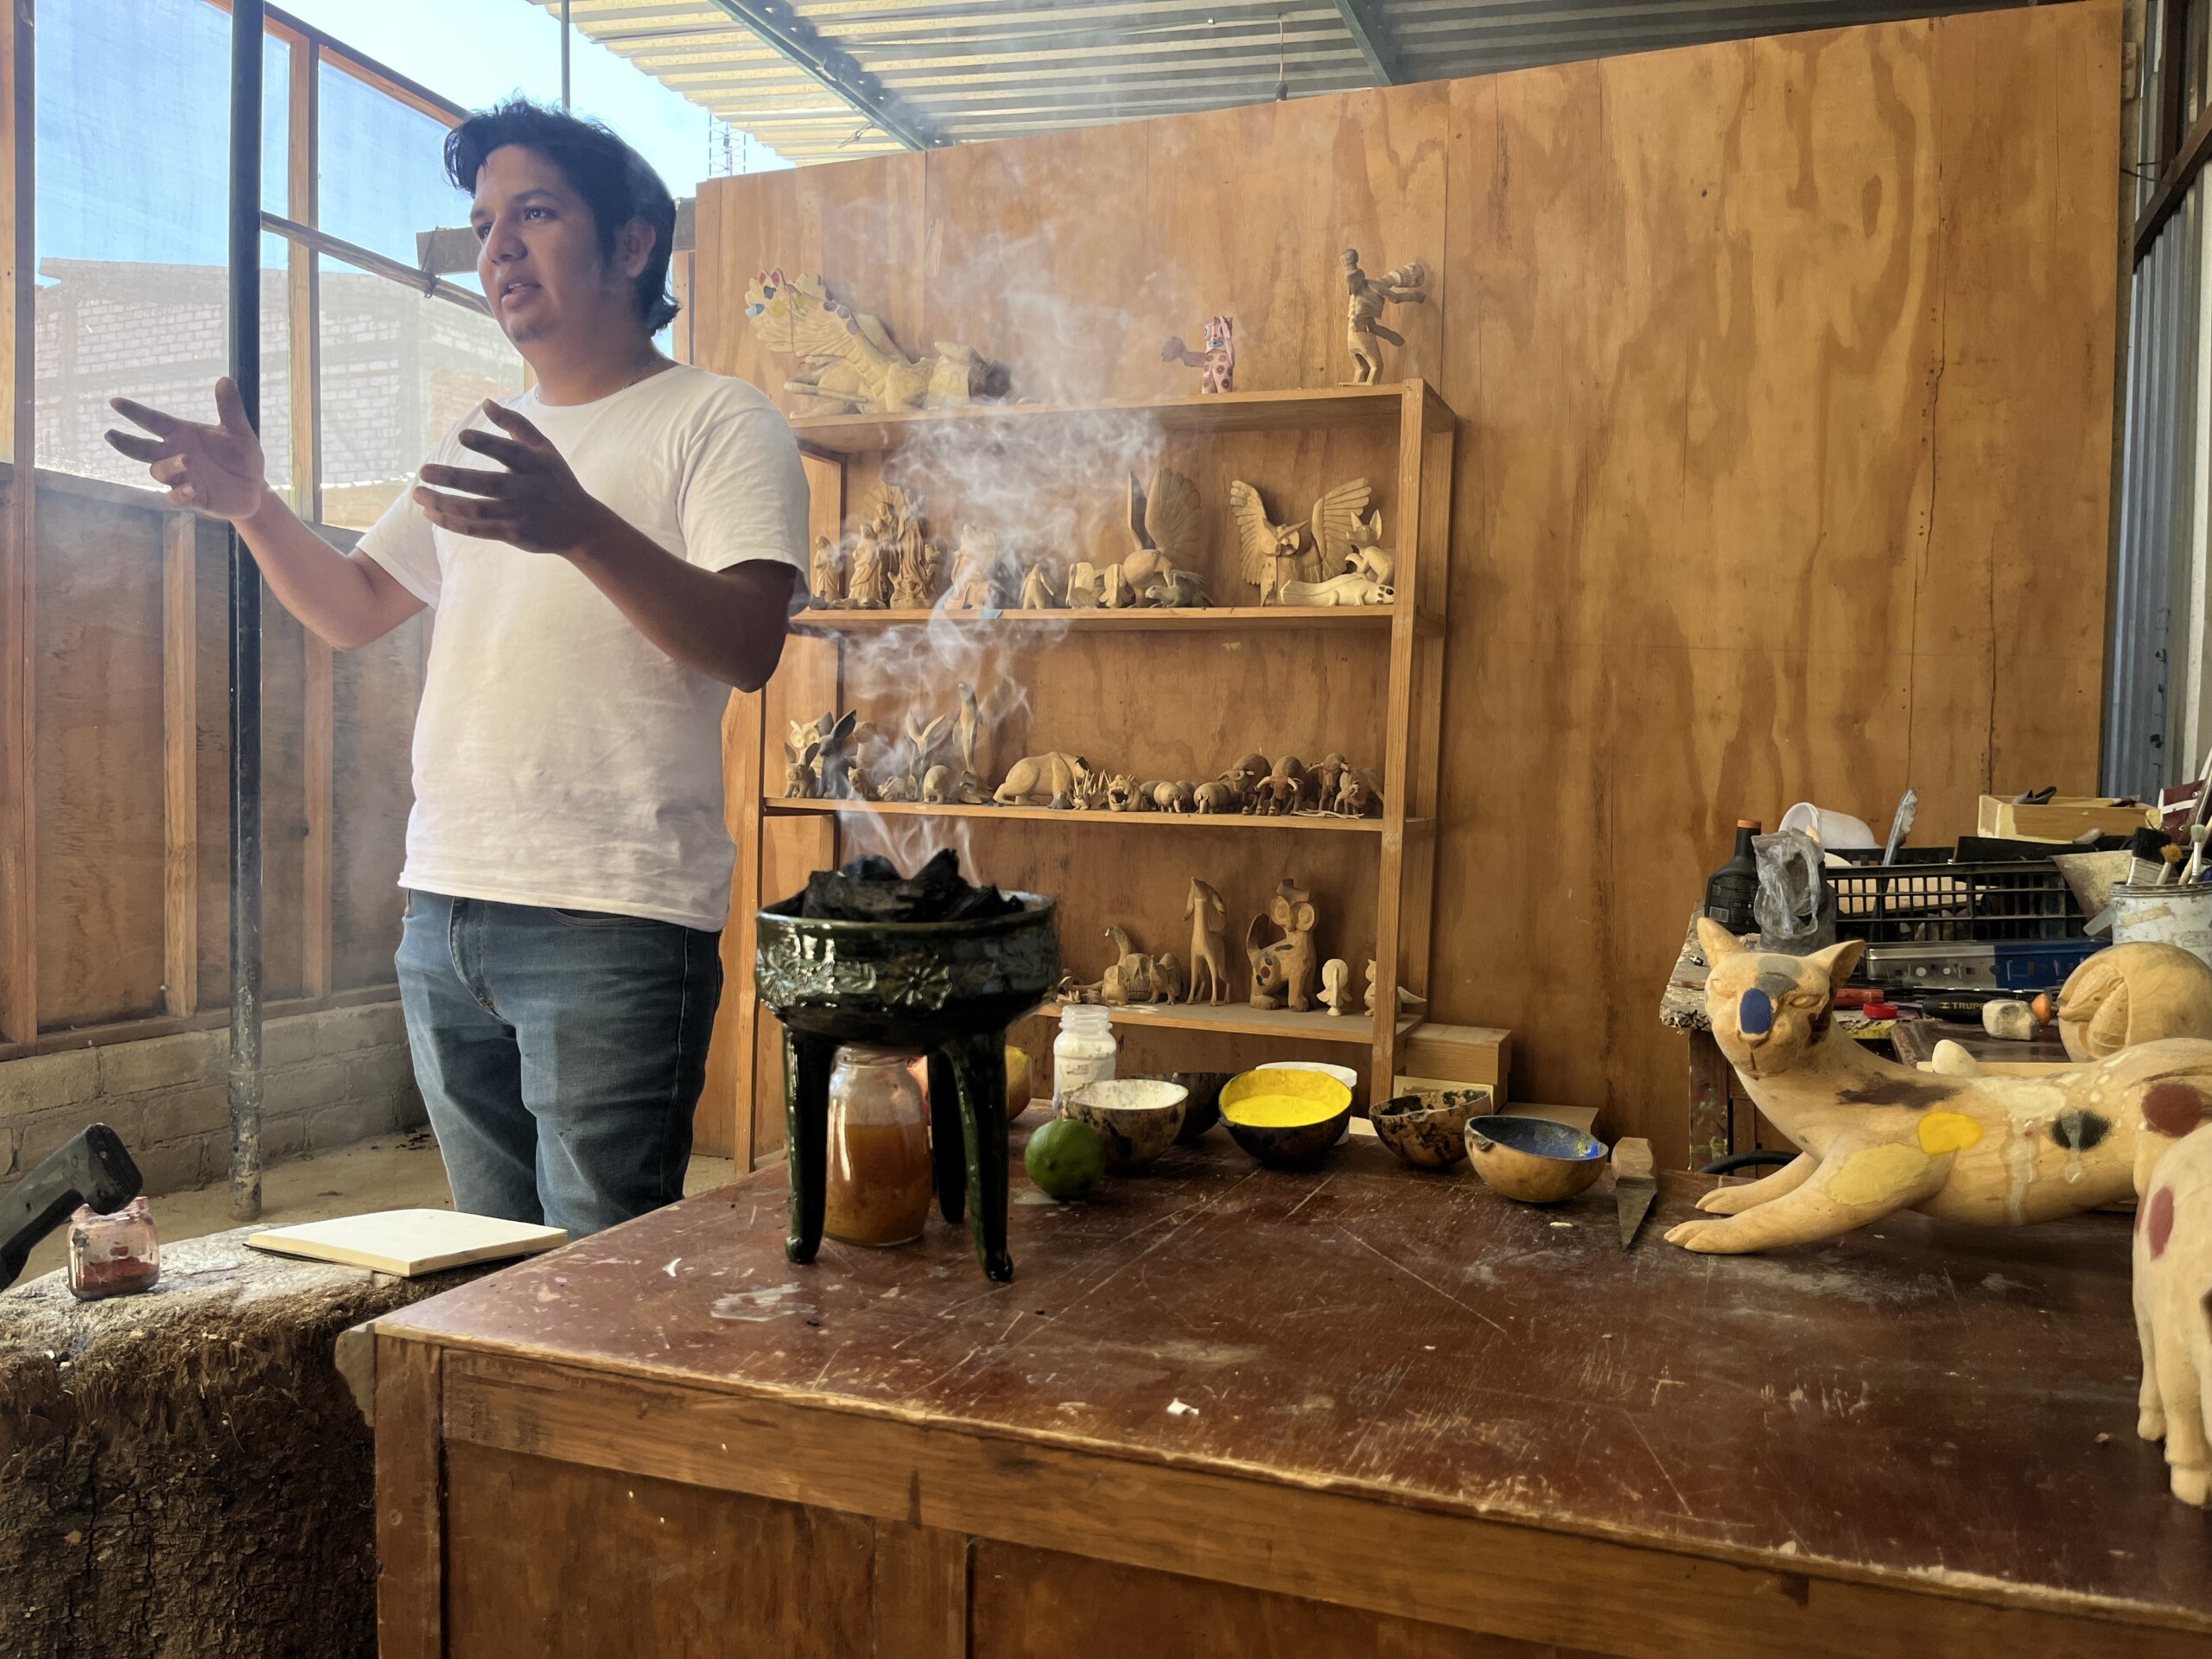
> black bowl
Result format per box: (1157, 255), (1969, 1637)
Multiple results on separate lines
(1130, 1071), (1232, 1143)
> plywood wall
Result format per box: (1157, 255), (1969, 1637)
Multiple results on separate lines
(696, 3), (2120, 1166)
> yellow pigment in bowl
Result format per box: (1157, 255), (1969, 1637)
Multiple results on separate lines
(1224, 1093), (1341, 1126)
(1219, 1068), (1351, 1126)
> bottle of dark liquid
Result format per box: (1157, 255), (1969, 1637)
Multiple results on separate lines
(1704, 819), (1763, 936)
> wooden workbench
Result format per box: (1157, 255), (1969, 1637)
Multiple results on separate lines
(371, 1130), (2211, 1658)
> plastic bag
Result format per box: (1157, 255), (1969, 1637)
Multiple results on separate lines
(1752, 830), (1838, 953)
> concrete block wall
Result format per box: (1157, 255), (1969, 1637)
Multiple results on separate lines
(0, 1001), (428, 1198)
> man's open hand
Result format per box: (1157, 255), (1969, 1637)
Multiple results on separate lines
(103, 378), (268, 521)
(415, 401), (608, 556)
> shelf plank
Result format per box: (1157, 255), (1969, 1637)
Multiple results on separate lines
(789, 382), (1423, 456)
(765, 798), (1389, 834)
(1032, 1000), (1420, 1047)
(791, 605), (1394, 635)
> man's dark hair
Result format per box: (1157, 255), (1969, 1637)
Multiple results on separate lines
(444, 100), (679, 333)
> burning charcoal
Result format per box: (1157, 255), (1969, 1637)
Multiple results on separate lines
(795, 849), (1019, 924)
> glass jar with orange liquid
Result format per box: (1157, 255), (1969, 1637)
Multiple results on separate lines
(823, 1046), (935, 1247)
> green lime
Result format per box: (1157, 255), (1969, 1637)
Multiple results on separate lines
(1025, 1116), (1106, 1201)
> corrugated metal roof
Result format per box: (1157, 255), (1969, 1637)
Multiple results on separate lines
(545, 0), (2022, 167)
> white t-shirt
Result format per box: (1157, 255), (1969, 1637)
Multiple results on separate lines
(358, 364), (809, 931)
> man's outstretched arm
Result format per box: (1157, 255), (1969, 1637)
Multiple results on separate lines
(105, 378), (425, 652)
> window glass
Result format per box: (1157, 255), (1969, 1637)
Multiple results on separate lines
(318, 60), (467, 281)
(35, 0), (288, 483)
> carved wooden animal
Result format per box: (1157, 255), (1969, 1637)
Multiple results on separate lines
(1192, 781), (1236, 814)
(743, 267), (1001, 413)
(1185, 880), (1228, 1005)
(1065, 563), (1104, 608)
(1122, 469), (1203, 601)
(1340, 249), (1427, 385)
(1247, 880), (1319, 1012)
(784, 717), (828, 799)
(1102, 927), (1181, 1007)
(995, 753), (1092, 810)
(1144, 568), (1211, 608)
(1333, 767), (1382, 817)
(1103, 774), (1143, 813)
(813, 711), (860, 800)
(1162, 315), (1235, 393)
(1148, 780), (1194, 815)
(1231, 479), (1372, 605)
(1279, 572), (1393, 607)
(2134, 1123), (2212, 1503)
(955, 683), (982, 777)
(808, 535), (843, 608)
(1221, 753), (1268, 810)
(1344, 511), (1394, 588)
(944, 525), (999, 611)
(1320, 958), (1351, 1016)
(1675, 918), (2212, 1255)
(2059, 944), (2212, 1061)
(1019, 560), (1057, 609)
(1255, 756), (1308, 817)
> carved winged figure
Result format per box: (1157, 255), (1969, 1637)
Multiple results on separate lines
(743, 268), (1002, 414)
(1121, 468), (1203, 606)
(1230, 478), (1373, 605)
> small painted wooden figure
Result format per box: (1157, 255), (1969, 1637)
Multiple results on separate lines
(1162, 315), (1236, 393)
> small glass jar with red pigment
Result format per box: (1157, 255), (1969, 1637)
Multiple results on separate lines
(67, 1196), (160, 1300)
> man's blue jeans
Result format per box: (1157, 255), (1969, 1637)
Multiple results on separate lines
(395, 890), (722, 1237)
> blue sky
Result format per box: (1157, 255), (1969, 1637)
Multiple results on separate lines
(36, 0), (781, 278)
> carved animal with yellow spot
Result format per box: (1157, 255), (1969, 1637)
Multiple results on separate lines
(1673, 919), (2212, 1254)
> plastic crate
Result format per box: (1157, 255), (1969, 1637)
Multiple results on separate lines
(1827, 848), (2082, 944)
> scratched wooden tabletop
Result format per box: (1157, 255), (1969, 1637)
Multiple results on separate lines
(382, 1124), (2211, 1620)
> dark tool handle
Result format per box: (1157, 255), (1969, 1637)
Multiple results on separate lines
(0, 1124), (143, 1292)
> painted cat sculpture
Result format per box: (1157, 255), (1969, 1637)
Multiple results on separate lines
(1675, 919), (2212, 1253)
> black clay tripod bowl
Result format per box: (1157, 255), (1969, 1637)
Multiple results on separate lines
(754, 893), (1059, 1282)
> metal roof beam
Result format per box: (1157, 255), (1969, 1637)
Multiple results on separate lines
(1333, 0), (1402, 85)
(700, 0), (949, 149)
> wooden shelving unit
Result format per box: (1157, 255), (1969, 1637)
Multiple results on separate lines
(728, 380), (1458, 1117)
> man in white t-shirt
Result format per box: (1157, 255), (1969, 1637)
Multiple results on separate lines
(105, 102), (809, 1236)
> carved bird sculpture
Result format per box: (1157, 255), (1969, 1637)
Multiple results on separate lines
(1118, 468), (1203, 606)
(1231, 478), (1372, 605)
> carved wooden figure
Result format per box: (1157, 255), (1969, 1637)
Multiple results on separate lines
(1185, 880), (1228, 1005)
(1192, 781), (1236, 814)
(808, 535), (843, 608)
(1247, 880), (1319, 1013)
(846, 515), (889, 610)
(995, 753), (1092, 810)
(2059, 944), (2212, 1060)
(1339, 248), (1427, 385)
(1230, 479), (1372, 605)
(1222, 753), (1268, 810)
(1279, 573), (1393, 607)
(1018, 559), (1057, 610)
(1255, 756), (1308, 817)
(1122, 468), (1203, 602)
(1162, 315), (1235, 393)
(1145, 568), (1211, 608)
(814, 711), (861, 800)
(2134, 1123), (2212, 1504)
(944, 525), (999, 611)
(1674, 919), (2212, 1255)
(1148, 780), (1194, 815)
(920, 765), (954, 804)
(1344, 510), (1395, 588)
(1320, 958), (1351, 1016)
(744, 267), (1002, 413)
(1103, 775), (1142, 812)
(1101, 927), (1182, 1007)
(784, 726), (822, 799)
(1065, 563), (1105, 609)
(1334, 767), (1382, 817)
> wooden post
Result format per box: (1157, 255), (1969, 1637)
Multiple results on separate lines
(0, 0), (34, 1049)
(162, 515), (200, 1018)
(375, 1333), (446, 1658)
